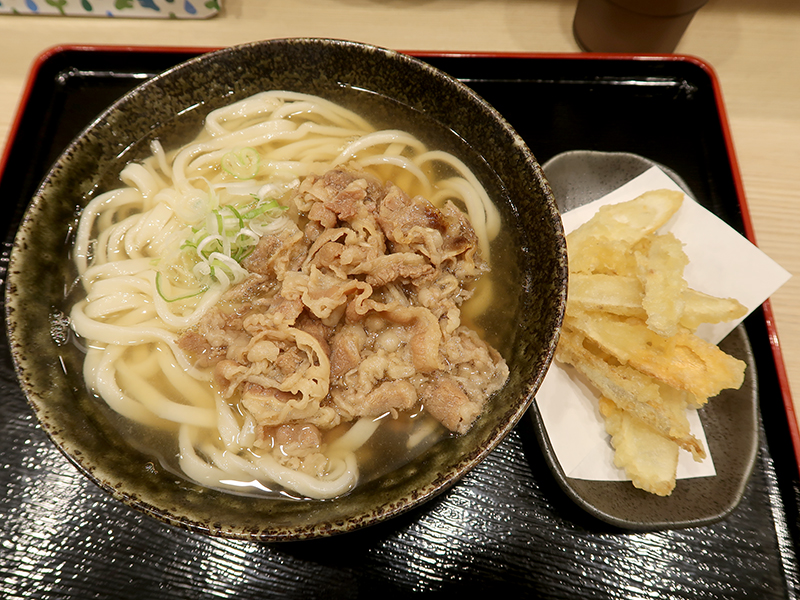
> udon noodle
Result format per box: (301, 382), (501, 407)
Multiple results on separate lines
(70, 90), (508, 500)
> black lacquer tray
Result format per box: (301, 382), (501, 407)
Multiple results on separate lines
(1, 46), (799, 599)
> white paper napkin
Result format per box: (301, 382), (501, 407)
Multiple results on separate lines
(536, 166), (791, 481)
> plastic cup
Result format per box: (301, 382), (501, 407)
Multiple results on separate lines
(573, 0), (709, 53)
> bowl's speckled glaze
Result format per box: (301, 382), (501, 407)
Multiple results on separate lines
(5, 38), (567, 541)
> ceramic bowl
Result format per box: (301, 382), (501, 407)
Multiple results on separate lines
(5, 38), (567, 541)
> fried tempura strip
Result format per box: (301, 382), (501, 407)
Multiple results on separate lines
(599, 397), (679, 497)
(680, 289), (748, 331)
(636, 232), (688, 338)
(567, 273), (645, 317)
(567, 189), (684, 258)
(566, 311), (745, 400)
(568, 237), (641, 276)
(556, 326), (705, 458)
(567, 273), (748, 333)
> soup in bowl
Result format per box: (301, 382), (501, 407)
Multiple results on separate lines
(5, 38), (566, 540)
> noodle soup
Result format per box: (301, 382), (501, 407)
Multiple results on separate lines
(68, 91), (514, 500)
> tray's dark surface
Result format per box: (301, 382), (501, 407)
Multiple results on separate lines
(1, 48), (799, 598)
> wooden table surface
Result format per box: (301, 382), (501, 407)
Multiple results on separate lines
(1, 0), (798, 427)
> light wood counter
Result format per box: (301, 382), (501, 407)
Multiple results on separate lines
(1, 0), (798, 426)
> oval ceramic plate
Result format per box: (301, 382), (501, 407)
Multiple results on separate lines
(530, 150), (759, 531)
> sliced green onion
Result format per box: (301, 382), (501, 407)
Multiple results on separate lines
(241, 201), (280, 220)
(155, 271), (208, 303)
(227, 204), (244, 229)
(232, 242), (256, 263)
(221, 147), (260, 180)
(168, 192), (288, 295)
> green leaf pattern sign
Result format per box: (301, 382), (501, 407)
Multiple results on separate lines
(0, 0), (221, 18)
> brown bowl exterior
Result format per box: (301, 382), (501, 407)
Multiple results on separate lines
(5, 38), (566, 541)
